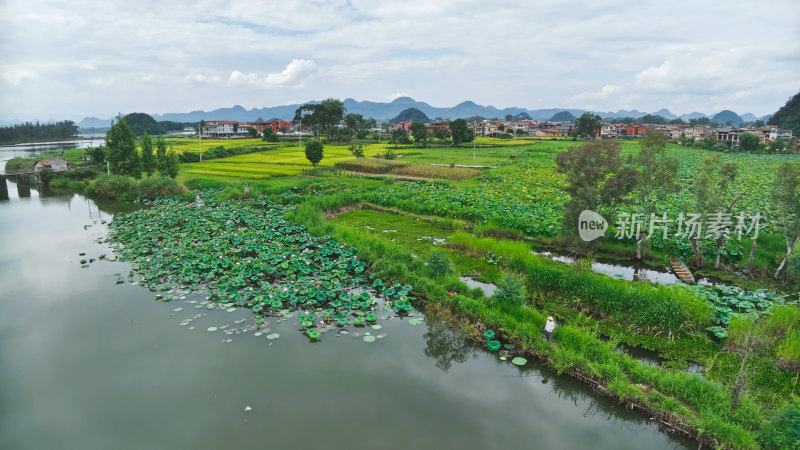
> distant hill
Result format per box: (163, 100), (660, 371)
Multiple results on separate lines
(549, 111), (576, 122)
(739, 113), (757, 123)
(79, 117), (112, 129)
(69, 97), (759, 128)
(389, 108), (430, 123)
(653, 108), (677, 120)
(679, 112), (707, 121)
(768, 92), (800, 135)
(711, 110), (744, 126)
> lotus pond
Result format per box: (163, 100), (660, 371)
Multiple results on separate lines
(0, 181), (696, 450)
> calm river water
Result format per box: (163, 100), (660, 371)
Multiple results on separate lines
(0, 180), (692, 450)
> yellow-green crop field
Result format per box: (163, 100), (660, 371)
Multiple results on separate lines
(180, 142), (390, 179)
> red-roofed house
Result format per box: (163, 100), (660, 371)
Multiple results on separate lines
(34, 158), (69, 172)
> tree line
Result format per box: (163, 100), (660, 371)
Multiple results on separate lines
(557, 129), (799, 280)
(92, 117), (179, 179)
(0, 120), (79, 142)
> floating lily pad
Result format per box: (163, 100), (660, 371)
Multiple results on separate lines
(408, 318), (424, 325)
(487, 340), (501, 351)
(371, 324), (382, 330)
(173, 307), (183, 312)
(499, 356), (507, 361)
(483, 330), (496, 340)
(254, 332), (262, 337)
(266, 333), (280, 340)
(504, 343), (515, 350)
(207, 327), (218, 332)
(338, 330), (349, 335)
(226, 307), (236, 312)
(306, 329), (321, 340)
(363, 335), (376, 342)
(511, 357), (528, 366)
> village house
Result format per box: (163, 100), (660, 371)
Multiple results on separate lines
(426, 120), (449, 134)
(391, 121), (412, 131)
(625, 124), (648, 137)
(716, 127), (745, 146)
(34, 158), (69, 172)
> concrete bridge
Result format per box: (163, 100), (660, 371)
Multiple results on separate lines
(0, 164), (102, 200)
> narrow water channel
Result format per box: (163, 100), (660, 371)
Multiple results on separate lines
(0, 181), (692, 450)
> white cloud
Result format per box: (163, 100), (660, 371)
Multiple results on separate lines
(1, 0), (798, 118)
(1, 67), (37, 86)
(184, 74), (223, 84)
(227, 59), (317, 87)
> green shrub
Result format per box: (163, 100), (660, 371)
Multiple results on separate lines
(5, 157), (35, 170)
(776, 329), (800, 369)
(427, 250), (454, 278)
(380, 149), (397, 160)
(49, 177), (85, 191)
(137, 176), (186, 200)
(757, 305), (800, 343)
(758, 398), (800, 449)
(88, 175), (137, 199)
(183, 178), (228, 190)
(491, 274), (526, 306)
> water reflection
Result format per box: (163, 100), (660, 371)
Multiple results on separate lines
(423, 318), (477, 372)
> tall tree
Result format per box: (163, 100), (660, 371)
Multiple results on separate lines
(246, 126), (258, 138)
(155, 135), (167, 174)
(409, 121), (427, 147)
(293, 98), (345, 139)
(738, 132), (760, 152)
(293, 104), (318, 137)
(140, 132), (156, 177)
(772, 161), (800, 279)
(692, 155), (739, 269)
(573, 112), (603, 139)
(163, 148), (180, 179)
(305, 140), (324, 167)
(631, 130), (679, 260)
(449, 119), (472, 145)
(556, 140), (638, 255)
(105, 117), (141, 178)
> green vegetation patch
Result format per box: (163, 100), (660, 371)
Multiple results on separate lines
(107, 198), (416, 340)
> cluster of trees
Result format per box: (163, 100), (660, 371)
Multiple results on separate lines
(0, 120), (79, 142)
(386, 119), (474, 148)
(103, 118), (179, 179)
(292, 99), (378, 144)
(557, 129), (800, 279)
(678, 133), (797, 154)
(769, 91), (800, 137)
(123, 113), (184, 137)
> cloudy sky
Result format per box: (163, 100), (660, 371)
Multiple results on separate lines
(1, 0), (798, 121)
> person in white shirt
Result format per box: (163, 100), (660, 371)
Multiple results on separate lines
(544, 316), (556, 342)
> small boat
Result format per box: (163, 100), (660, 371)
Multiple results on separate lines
(669, 256), (695, 284)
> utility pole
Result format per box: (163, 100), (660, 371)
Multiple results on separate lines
(473, 121), (477, 163)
